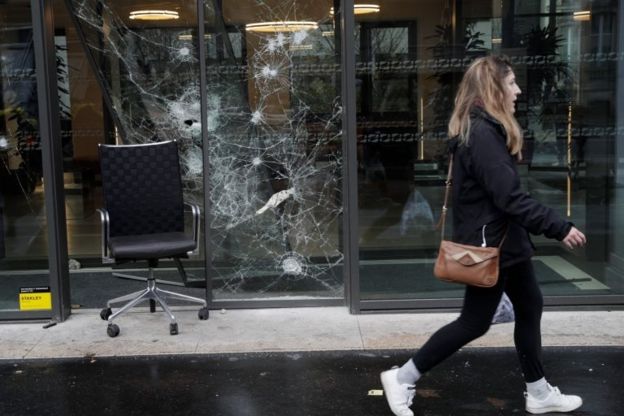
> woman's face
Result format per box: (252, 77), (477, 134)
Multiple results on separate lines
(503, 70), (521, 113)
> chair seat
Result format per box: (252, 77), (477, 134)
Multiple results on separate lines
(109, 232), (196, 259)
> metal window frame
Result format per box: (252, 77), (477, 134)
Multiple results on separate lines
(340, 0), (360, 313)
(197, 0), (212, 308)
(30, 0), (70, 322)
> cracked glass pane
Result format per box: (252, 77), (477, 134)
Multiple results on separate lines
(68, 0), (204, 199)
(205, 0), (343, 299)
(67, 0), (343, 300)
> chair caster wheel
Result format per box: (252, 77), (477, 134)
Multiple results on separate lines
(198, 307), (209, 320)
(100, 308), (112, 321)
(170, 323), (178, 335)
(107, 323), (120, 337)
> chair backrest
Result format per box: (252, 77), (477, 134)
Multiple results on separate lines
(99, 141), (185, 238)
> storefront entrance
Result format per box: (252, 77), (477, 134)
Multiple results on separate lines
(0, 0), (623, 320)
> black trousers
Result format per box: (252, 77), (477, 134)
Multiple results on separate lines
(413, 258), (545, 382)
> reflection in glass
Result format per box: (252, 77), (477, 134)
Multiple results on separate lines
(358, 0), (624, 302)
(0, 0), (50, 312)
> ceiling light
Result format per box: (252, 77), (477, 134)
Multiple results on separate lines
(573, 11), (591, 21)
(245, 21), (318, 33)
(289, 44), (313, 51)
(354, 4), (381, 14)
(129, 10), (179, 21)
(330, 4), (381, 15)
(178, 34), (213, 41)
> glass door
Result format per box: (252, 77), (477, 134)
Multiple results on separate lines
(0, 0), (53, 318)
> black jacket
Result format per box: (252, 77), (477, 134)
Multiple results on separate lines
(449, 107), (572, 268)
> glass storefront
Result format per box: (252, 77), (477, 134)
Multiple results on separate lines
(1, 0), (622, 320)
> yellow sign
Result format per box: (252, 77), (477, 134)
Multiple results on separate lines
(19, 287), (52, 311)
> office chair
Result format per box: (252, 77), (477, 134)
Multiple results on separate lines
(97, 140), (209, 337)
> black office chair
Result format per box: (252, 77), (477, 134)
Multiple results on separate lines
(97, 140), (209, 337)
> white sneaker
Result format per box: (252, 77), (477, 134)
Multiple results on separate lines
(525, 384), (583, 414)
(380, 367), (415, 416)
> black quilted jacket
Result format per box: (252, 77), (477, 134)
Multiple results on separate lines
(448, 107), (572, 268)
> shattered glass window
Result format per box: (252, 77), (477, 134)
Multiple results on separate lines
(68, 0), (343, 300)
(206, 0), (343, 299)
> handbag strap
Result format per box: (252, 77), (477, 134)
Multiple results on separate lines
(437, 152), (508, 248)
(437, 154), (453, 241)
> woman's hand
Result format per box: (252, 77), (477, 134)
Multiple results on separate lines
(563, 226), (586, 249)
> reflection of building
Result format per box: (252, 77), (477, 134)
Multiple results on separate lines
(0, 0), (622, 322)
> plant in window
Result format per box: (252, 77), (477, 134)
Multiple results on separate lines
(427, 22), (487, 140)
(3, 105), (38, 194)
(521, 25), (571, 110)
(2, 43), (70, 194)
(520, 25), (573, 165)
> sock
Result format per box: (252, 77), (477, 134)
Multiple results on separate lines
(526, 377), (551, 400)
(397, 359), (421, 385)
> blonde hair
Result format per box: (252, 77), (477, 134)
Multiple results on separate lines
(448, 55), (523, 157)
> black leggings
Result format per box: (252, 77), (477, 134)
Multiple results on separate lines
(412, 258), (545, 382)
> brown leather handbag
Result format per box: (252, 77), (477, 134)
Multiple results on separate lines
(433, 154), (506, 288)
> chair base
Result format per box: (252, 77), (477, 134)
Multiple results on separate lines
(112, 258), (207, 288)
(102, 267), (208, 337)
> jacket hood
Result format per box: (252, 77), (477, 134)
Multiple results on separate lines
(470, 106), (505, 133)
(447, 136), (460, 154)
(447, 106), (505, 154)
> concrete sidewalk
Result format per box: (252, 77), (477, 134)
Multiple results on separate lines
(1, 307), (623, 359)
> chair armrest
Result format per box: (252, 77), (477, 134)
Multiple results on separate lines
(184, 202), (201, 256)
(97, 208), (115, 264)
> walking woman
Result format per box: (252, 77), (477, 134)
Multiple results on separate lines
(380, 55), (587, 416)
